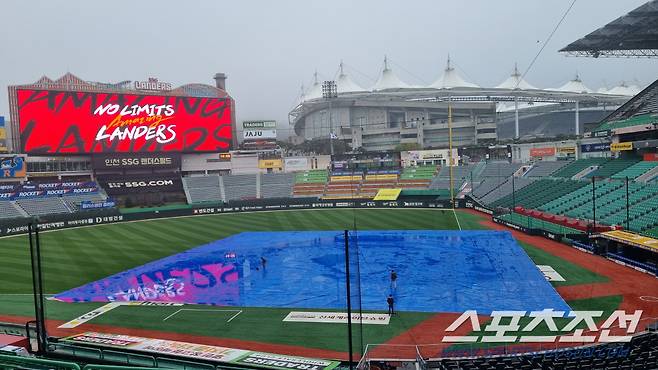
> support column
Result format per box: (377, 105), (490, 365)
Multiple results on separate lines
(514, 96), (519, 140)
(575, 100), (580, 136)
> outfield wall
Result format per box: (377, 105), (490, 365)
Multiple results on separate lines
(0, 198), (462, 237)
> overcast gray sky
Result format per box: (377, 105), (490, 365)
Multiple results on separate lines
(1, 0), (655, 135)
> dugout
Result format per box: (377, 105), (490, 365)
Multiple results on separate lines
(595, 230), (658, 276)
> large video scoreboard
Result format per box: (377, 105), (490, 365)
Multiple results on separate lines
(16, 89), (233, 154)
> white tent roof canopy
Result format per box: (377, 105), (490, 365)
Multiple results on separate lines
(299, 60), (641, 100)
(336, 61), (365, 93)
(372, 56), (412, 90)
(606, 81), (641, 96)
(304, 71), (322, 100)
(553, 73), (593, 93)
(430, 56), (479, 89)
(496, 63), (538, 90)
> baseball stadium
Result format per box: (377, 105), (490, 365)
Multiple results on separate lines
(1, 2), (658, 370)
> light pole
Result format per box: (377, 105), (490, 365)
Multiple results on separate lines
(322, 80), (338, 156)
(511, 175), (516, 216)
(591, 176), (597, 234)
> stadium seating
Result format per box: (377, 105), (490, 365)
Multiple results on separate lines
(222, 174), (258, 201)
(489, 179), (587, 210)
(62, 193), (109, 211)
(15, 197), (71, 216)
(294, 170), (328, 183)
(551, 158), (608, 178)
(475, 177), (535, 205)
(594, 113), (658, 132)
(478, 162), (523, 178)
(430, 331), (658, 370)
(498, 212), (582, 234)
(611, 161), (658, 180)
(398, 167), (434, 189)
(644, 226), (658, 238)
(585, 158), (640, 178)
(183, 175), (222, 203)
(358, 173), (399, 197)
(539, 181), (622, 220)
(429, 178), (463, 191)
(436, 164), (476, 181)
(523, 160), (571, 177)
(0, 201), (26, 219)
(471, 177), (507, 198)
(260, 173), (294, 198)
(400, 165), (436, 179)
(292, 170), (328, 198)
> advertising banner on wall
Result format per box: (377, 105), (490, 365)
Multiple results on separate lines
(611, 142), (633, 151)
(92, 153), (181, 170)
(242, 120), (277, 141)
(581, 142), (611, 153)
(17, 89), (233, 154)
(0, 116), (7, 152)
(63, 332), (340, 370)
(98, 175), (183, 195)
(80, 200), (117, 210)
(0, 155), (27, 178)
(284, 157), (309, 171)
(529, 147), (556, 157)
(644, 153), (658, 161)
(556, 146), (576, 154)
(258, 159), (283, 169)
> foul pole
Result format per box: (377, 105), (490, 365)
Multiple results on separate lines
(448, 98), (455, 209)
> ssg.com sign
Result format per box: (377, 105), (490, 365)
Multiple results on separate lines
(106, 180), (174, 189)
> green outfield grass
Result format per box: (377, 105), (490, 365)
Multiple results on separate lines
(0, 208), (611, 354)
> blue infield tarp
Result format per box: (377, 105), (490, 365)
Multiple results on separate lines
(55, 230), (570, 314)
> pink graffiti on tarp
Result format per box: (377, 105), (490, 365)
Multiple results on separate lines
(55, 262), (240, 305)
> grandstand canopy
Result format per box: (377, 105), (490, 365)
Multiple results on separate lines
(604, 78), (658, 122)
(553, 74), (592, 94)
(372, 56), (412, 90)
(496, 64), (537, 90)
(305, 72), (322, 100)
(430, 56), (479, 89)
(336, 62), (365, 93)
(560, 0), (658, 58)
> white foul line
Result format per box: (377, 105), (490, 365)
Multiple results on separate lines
(453, 209), (462, 230)
(163, 308), (243, 323)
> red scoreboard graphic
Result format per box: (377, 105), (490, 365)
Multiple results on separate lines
(17, 89), (233, 154)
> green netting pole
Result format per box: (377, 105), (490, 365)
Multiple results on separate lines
(344, 229), (354, 370)
(626, 176), (630, 230)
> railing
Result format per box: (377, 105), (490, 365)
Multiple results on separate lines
(48, 341), (255, 370)
(357, 319), (658, 369)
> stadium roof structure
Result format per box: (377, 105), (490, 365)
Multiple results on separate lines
(560, 0), (658, 58)
(595, 78), (658, 130)
(552, 74), (593, 94)
(336, 62), (365, 93)
(496, 64), (537, 90)
(430, 56), (479, 89)
(607, 82), (642, 96)
(372, 56), (412, 90)
(305, 72), (322, 100)
(11, 72), (230, 98)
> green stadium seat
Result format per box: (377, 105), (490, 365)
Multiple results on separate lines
(551, 158), (608, 178)
(611, 161), (658, 180)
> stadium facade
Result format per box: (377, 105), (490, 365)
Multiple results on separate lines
(289, 59), (636, 151)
